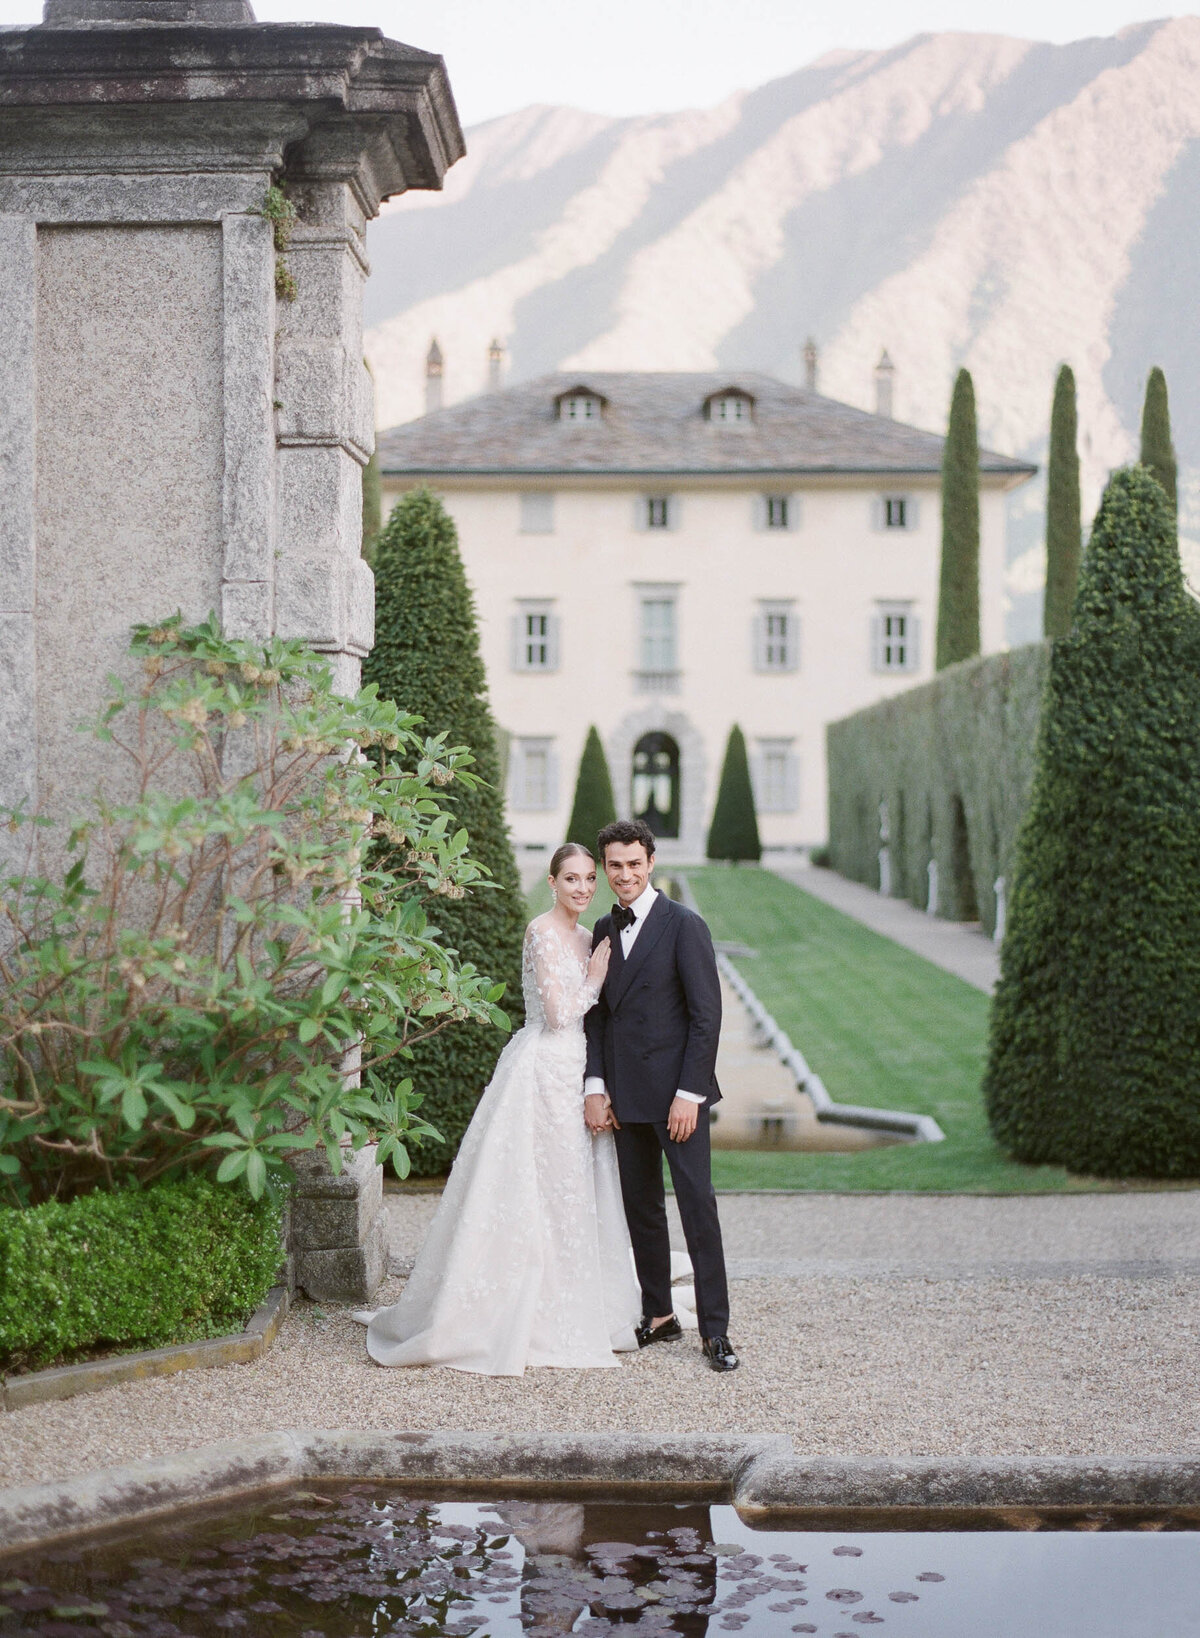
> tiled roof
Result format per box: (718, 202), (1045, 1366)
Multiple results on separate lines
(376, 371), (1036, 480)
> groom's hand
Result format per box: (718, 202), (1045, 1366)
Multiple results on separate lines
(585, 1092), (616, 1134)
(667, 1096), (699, 1143)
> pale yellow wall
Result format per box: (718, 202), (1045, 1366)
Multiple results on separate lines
(381, 474), (1016, 860)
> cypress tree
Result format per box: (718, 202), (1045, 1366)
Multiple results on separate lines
(361, 447), (383, 562)
(936, 368), (981, 670)
(361, 357), (383, 563)
(984, 466), (1200, 1178)
(566, 726), (617, 853)
(1043, 364), (1082, 639)
(706, 725), (762, 863)
(365, 488), (526, 1174)
(1139, 365), (1177, 514)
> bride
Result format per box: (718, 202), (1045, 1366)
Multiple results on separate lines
(355, 843), (641, 1375)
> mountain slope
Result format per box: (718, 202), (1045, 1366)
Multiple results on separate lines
(364, 22), (1200, 638)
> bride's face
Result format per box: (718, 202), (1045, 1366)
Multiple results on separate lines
(551, 856), (598, 913)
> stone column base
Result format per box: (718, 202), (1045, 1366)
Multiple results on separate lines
(288, 1145), (389, 1304)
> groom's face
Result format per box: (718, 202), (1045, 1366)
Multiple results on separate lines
(603, 842), (654, 906)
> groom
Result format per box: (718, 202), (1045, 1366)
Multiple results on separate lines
(583, 819), (738, 1372)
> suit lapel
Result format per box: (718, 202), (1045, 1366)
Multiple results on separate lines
(606, 891), (672, 1011)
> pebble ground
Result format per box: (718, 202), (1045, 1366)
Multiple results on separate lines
(3, 1192), (1198, 1491)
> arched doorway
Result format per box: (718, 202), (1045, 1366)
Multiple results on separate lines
(632, 732), (680, 839)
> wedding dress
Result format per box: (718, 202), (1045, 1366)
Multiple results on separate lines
(362, 915), (641, 1375)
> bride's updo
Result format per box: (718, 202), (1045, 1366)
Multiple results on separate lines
(549, 842), (595, 877)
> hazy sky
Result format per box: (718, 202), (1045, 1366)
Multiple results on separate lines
(0, 2), (1188, 124)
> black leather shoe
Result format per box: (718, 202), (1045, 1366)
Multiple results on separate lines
(636, 1314), (683, 1348)
(702, 1335), (739, 1372)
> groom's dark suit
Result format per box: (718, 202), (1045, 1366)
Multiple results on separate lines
(585, 891), (730, 1339)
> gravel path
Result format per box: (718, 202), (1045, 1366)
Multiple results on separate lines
(4, 1193), (1198, 1490)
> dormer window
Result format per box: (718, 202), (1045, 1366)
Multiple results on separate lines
(704, 388), (755, 427)
(555, 385), (607, 423)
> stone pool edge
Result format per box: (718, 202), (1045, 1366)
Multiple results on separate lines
(3, 1433), (1200, 1556)
(1, 1287), (290, 1413)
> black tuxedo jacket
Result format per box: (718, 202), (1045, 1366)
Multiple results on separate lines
(584, 892), (722, 1124)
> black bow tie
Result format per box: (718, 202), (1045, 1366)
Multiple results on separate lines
(611, 904), (636, 931)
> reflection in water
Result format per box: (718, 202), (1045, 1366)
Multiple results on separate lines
(491, 1500), (717, 1634)
(2, 1490), (1199, 1637)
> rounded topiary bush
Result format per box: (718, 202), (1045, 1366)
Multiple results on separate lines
(365, 489), (525, 1174)
(984, 465), (1200, 1177)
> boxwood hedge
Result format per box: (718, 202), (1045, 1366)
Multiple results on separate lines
(0, 1176), (283, 1374)
(826, 643), (1050, 935)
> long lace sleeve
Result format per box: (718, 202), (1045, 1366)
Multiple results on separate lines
(525, 924), (602, 1032)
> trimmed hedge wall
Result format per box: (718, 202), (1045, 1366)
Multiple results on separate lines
(0, 1176), (283, 1374)
(826, 643), (1050, 935)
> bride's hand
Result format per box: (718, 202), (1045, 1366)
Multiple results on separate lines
(587, 939), (611, 986)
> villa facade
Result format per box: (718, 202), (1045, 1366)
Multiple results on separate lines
(377, 369), (1034, 863)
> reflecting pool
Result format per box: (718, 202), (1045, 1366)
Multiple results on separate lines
(1, 1491), (1198, 1637)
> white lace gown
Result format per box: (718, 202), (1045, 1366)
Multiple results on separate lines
(365, 915), (641, 1375)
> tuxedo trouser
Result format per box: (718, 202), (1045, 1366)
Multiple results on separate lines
(612, 1113), (730, 1339)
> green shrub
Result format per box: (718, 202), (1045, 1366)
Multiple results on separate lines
(936, 368), (981, 670)
(566, 726), (618, 853)
(826, 644), (1049, 934)
(985, 467), (1200, 1177)
(0, 615), (507, 1207)
(1139, 365), (1177, 514)
(365, 490), (525, 1175)
(1044, 364), (1082, 640)
(706, 725), (762, 863)
(0, 1175), (282, 1374)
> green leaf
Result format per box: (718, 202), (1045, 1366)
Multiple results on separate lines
(216, 1149), (248, 1182)
(245, 1150), (267, 1198)
(120, 1083), (148, 1129)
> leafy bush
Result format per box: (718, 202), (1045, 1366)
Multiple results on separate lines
(936, 368), (981, 670)
(365, 490), (526, 1174)
(0, 1174), (282, 1374)
(826, 644), (1049, 933)
(985, 467), (1200, 1177)
(706, 725), (762, 863)
(0, 615), (508, 1206)
(566, 726), (618, 852)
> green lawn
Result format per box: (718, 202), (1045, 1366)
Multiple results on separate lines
(687, 865), (1175, 1194)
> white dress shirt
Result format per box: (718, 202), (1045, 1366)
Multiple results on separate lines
(584, 883), (705, 1105)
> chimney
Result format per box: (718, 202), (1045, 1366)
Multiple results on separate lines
(487, 337), (505, 393)
(874, 349), (895, 418)
(425, 337), (443, 414)
(803, 336), (819, 393)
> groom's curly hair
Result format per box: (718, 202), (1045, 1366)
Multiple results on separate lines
(596, 818), (656, 862)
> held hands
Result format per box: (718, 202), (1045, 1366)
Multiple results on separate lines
(667, 1095), (700, 1144)
(584, 1091), (618, 1135)
(587, 938), (612, 987)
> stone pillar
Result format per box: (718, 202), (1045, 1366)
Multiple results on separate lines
(0, 0), (464, 1300)
(288, 1146), (390, 1305)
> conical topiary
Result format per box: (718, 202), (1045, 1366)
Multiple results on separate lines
(566, 726), (617, 854)
(1139, 365), (1177, 514)
(936, 368), (981, 670)
(1043, 364), (1082, 640)
(984, 466), (1200, 1178)
(364, 488), (526, 1174)
(706, 725), (762, 863)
